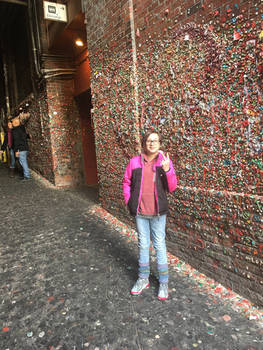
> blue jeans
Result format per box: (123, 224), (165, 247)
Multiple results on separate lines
(18, 151), (30, 178)
(9, 148), (15, 168)
(136, 214), (169, 283)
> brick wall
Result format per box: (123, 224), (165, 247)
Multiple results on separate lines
(27, 77), (84, 187)
(26, 86), (54, 183)
(46, 78), (84, 187)
(83, 0), (263, 305)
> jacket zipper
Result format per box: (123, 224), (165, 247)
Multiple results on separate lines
(136, 157), (145, 215)
(154, 169), (159, 215)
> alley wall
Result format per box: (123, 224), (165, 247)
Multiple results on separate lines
(83, 0), (263, 306)
(26, 64), (84, 187)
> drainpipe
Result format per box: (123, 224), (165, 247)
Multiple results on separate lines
(128, 0), (141, 152)
(32, 0), (42, 56)
(2, 51), (10, 115)
(27, 0), (42, 79)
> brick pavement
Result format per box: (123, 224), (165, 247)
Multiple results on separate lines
(0, 164), (262, 350)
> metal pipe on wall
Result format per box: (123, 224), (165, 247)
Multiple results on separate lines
(44, 72), (76, 79)
(32, 0), (41, 55)
(27, 0), (42, 79)
(42, 68), (76, 73)
(2, 51), (10, 115)
(128, 0), (140, 152)
(0, 0), (27, 6)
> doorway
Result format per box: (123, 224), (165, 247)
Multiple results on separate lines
(75, 89), (98, 185)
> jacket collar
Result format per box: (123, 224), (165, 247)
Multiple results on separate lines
(141, 152), (162, 168)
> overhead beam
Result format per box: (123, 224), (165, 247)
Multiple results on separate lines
(0, 0), (28, 6)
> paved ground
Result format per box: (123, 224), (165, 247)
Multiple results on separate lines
(0, 164), (262, 350)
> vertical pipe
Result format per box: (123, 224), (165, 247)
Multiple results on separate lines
(28, 0), (42, 78)
(128, 0), (141, 151)
(2, 52), (10, 115)
(11, 59), (18, 106)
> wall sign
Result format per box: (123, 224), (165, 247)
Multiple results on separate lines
(43, 1), (67, 23)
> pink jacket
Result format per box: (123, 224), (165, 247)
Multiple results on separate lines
(123, 153), (177, 216)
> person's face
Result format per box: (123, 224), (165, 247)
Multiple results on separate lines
(145, 133), (160, 156)
(12, 117), (20, 127)
(8, 122), (13, 129)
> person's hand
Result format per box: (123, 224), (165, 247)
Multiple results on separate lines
(16, 151), (19, 157)
(159, 150), (170, 172)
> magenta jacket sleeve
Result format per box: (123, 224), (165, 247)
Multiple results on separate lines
(165, 160), (177, 192)
(122, 160), (132, 205)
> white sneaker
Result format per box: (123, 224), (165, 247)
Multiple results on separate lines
(158, 283), (169, 300)
(130, 278), (149, 295)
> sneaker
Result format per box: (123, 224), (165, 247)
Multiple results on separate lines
(20, 177), (31, 181)
(130, 278), (149, 295)
(158, 283), (169, 300)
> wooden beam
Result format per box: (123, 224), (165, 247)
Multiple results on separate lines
(0, 0), (27, 6)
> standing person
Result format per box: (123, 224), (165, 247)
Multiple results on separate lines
(0, 119), (16, 177)
(11, 114), (31, 181)
(123, 130), (177, 300)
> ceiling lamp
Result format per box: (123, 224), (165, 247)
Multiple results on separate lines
(75, 39), (84, 47)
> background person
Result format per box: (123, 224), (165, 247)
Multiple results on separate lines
(11, 114), (31, 181)
(0, 119), (16, 176)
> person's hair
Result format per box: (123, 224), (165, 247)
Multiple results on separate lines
(141, 129), (162, 148)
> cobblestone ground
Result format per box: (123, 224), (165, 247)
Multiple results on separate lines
(0, 165), (262, 350)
